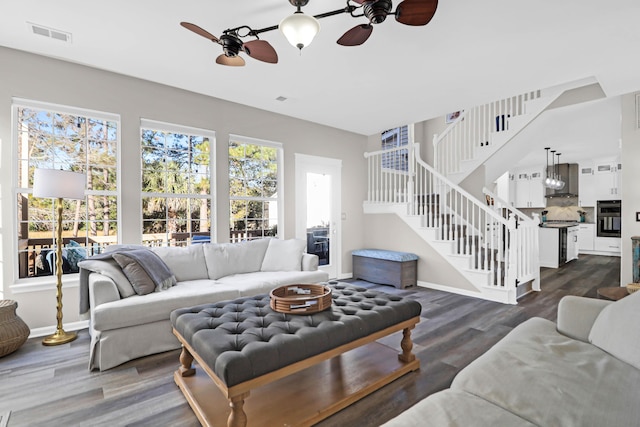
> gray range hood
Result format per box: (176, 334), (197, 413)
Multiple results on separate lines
(545, 163), (579, 198)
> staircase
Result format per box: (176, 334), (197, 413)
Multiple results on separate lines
(433, 78), (597, 184)
(363, 143), (540, 304)
(363, 80), (603, 303)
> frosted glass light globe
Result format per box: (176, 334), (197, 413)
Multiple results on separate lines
(279, 12), (320, 51)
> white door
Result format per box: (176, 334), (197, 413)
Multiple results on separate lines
(295, 154), (341, 279)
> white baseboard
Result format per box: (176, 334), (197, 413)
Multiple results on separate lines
(28, 320), (89, 339)
(417, 280), (484, 298)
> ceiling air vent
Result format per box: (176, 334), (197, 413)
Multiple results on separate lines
(27, 22), (72, 43)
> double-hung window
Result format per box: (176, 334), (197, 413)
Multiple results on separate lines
(141, 119), (214, 246)
(381, 124), (412, 172)
(229, 135), (282, 241)
(14, 99), (119, 280)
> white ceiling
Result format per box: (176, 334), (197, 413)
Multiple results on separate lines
(1, 0), (640, 136)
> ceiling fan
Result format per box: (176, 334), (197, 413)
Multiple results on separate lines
(181, 0), (438, 67)
(338, 0), (439, 46)
(180, 22), (278, 66)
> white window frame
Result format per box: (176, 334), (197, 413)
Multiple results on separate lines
(228, 134), (284, 241)
(381, 124), (414, 174)
(140, 119), (216, 246)
(11, 98), (121, 291)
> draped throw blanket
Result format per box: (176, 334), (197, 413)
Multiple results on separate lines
(78, 248), (176, 315)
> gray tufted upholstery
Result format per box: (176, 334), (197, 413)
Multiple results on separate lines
(170, 283), (422, 387)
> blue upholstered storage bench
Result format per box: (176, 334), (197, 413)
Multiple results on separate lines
(352, 249), (418, 289)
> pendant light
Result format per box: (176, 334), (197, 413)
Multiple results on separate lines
(544, 147), (552, 186)
(555, 152), (565, 190)
(549, 150), (558, 188)
(279, 0), (321, 51)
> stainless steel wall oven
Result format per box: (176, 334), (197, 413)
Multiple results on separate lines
(597, 200), (621, 237)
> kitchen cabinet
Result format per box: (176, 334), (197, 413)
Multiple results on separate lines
(539, 227), (560, 268)
(594, 161), (621, 199)
(594, 236), (621, 254)
(514, 168), (546, 208)
(567, 226), (579, 262)
(578, 164), (596, 207)
(577, 223), (595, 252)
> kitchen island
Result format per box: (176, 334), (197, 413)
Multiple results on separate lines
(539, 222), (579, 268)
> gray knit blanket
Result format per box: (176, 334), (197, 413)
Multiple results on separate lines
(78, 247), (175, 315)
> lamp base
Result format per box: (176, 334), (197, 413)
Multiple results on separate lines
(42, 329), (77, 346)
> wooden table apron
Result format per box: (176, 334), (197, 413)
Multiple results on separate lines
(172, 316), (420, 427)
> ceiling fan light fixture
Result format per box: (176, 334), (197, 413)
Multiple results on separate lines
(279, 11), (320, 51)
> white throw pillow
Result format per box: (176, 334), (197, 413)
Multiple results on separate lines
(260, 238), (306, 272)
(152, 245), (207, 282)
(589, 290), (640, 370)
(203, 239), (271, 280)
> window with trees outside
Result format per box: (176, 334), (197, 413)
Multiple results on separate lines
(229, 136), (282, 242)
(381, 124), (412, 172)
(141, 120), (214, 247)
(14, 99), (119, 280)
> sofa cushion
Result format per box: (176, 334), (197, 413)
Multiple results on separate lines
(261, 238), (306, 272)
(381, 389), (536, 427)
(203, 239), (270, 280)
(215, 270), (330, 297)
(152, 245), (208, 282)
(111, 252), (156, 295)
(78, 257), (136, 298)
(92, 280), (242, 331)
(589, 290), (640, 370)
(451, 317), (640, 427)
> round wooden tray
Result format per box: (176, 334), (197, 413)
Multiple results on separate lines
(270, 284), (332, 314)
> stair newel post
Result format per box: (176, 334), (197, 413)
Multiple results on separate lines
(506, 213), (518, 293)
(407, 144), (415, 215)
(432, 133), (439, 174)
(531, 213), (541, 291)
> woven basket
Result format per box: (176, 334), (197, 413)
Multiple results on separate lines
(0, 300), (30, 358)
(270, 284), (332, 314)
(626, 283), (640, 294)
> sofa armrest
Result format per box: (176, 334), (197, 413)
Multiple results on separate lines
(89, 272), (121, 308)
(302, 253), (319, 271)
(556, 295), (612, 342)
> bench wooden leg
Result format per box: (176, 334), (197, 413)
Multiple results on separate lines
(228, 392), (250, 427)
(398, 325), (416, 363)
(178, 345), (196, 377)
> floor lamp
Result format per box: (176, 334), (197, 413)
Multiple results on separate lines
(33, 168), (86, 346)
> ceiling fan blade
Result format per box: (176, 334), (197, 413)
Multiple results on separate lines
(337, 24), (374, 46)
(180, 22), (219, 42)
(395, 0), (438, 26)
(243, 40), (278, 64)
(216, 54), (245, 67)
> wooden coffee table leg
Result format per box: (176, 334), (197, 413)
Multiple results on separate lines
(178, 345), (196, 377)
(228, 392), (250, 427)
(398, 325), (416, 363)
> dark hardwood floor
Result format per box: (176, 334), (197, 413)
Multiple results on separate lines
(0, 254), (620, 427)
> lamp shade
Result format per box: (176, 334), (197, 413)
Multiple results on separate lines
(279, 12), (320, 50)
(33, 169), (86, 200)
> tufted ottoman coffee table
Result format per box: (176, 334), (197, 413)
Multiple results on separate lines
(170, 282), (421, 427)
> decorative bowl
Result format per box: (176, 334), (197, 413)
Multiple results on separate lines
(626, 283), (640, 294)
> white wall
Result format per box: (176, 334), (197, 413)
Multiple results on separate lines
(621, 93), (640, 285)
(0, 46), (367, 330)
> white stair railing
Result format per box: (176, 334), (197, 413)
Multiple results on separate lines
(433, 90), (541, 177)
(483, 187), (540, 291)
(364, 143), (540, 297)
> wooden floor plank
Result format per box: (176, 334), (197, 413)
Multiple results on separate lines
(0, 254), (620, 426)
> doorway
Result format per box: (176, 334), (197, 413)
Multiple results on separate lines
(295, 154), (342, 279)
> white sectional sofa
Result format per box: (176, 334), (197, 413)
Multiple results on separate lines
(79, 238), (329, 371)
(383, 291), (640, 427)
